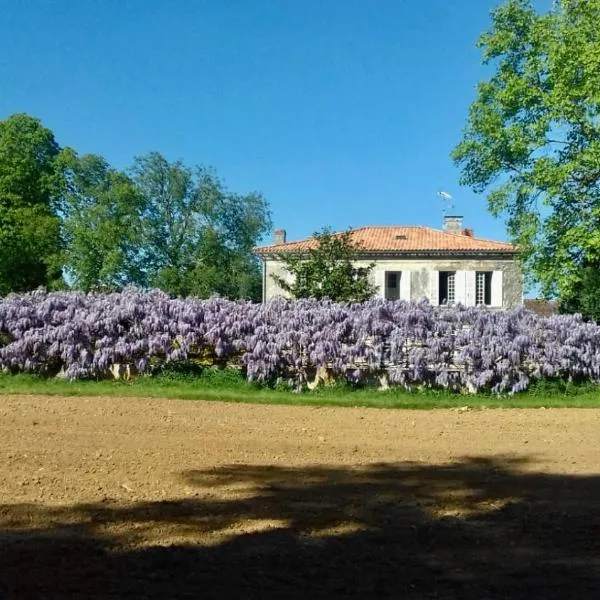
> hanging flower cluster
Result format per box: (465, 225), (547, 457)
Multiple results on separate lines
(1, 289), (599, 394)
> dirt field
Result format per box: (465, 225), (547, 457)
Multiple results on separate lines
(1, 395), (600, 599)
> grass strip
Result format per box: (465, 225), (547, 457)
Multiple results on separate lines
(1, 373), (599, 409)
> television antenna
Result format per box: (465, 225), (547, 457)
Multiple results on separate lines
(437, 190), (455, 215)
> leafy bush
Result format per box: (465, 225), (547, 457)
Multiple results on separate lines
(2, 289), (600, 394)
(520, 377), (599, 398)
(154, 363), (246, 387)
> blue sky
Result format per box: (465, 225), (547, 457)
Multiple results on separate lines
(1, 0), (551, 245)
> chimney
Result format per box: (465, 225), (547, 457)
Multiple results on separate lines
(443, 215), (463, 235)
(274, 228), (286, 245)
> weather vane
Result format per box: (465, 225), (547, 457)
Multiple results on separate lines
(437, 190), (455, 216)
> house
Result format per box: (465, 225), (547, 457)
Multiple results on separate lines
(254, 216), (523, 308)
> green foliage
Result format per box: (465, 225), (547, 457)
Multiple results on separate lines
(62, 153), (146, 291)
(131, 152), (271, 300)
(153, 363), (247, 386)
(0, 114), (66, 294)
(519, 376), (598, 397)
(453, 0), (600, 303)
(0, 114), (271, 300)
(558, 261), (600, 321)
(187, 230), (264, 300)
(272, 227), (376, 302)
(0, 206), (64, 294)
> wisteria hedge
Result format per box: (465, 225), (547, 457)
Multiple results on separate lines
(1, 289), (600, 394)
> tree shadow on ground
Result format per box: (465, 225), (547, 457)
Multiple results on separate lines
(1, 456), (599, 599)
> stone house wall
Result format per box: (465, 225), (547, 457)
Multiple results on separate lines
(262, 254), (522, 308)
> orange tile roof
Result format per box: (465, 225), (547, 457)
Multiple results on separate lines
(254, 226), (516, 255)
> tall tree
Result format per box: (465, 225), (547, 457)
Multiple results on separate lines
(272, 227), (376, 303)
(61, 153), (146, 291)
(0, 114), (65, 294)
(187, 229), (264, 300)
(131, 152), (271, 299)
(453, 0), (600, 302)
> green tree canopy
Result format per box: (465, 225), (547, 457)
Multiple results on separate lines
(131, 152), (271, 299)
(453, 0), (600, 302)
(272, 227), (376, 303)
(0, 114), (66, 294)
(61, 153), (146, 291)
(559, 260), (600, 321)
(0, 115), (270, 300)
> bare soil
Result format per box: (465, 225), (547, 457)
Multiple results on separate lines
(1, 395), (600, 599)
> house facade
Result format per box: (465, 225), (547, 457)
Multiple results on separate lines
(254, 217), (523, 308)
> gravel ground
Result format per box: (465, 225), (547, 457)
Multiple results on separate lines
(1, 395), (599, 599)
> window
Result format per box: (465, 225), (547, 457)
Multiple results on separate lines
(439, 271), (456, 305)
(476, 271), (492, 305)
(385, 271), (400, 300)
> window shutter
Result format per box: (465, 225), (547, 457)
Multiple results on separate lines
(491, 270), (503, 307)
(455, 270), (467, 305)
(375, 269), (385, 299)
(400, 271), (411, 301)
(429, 270), (439, 305)
(465, 271), (476, 306)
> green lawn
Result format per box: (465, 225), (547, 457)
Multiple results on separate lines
(1, 371), (600, 409)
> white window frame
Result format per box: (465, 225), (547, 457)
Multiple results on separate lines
(447, 272), (456, 303)
(476, 271), (485, 305)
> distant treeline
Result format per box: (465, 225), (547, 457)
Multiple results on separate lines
(0, 113), (272, 300)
